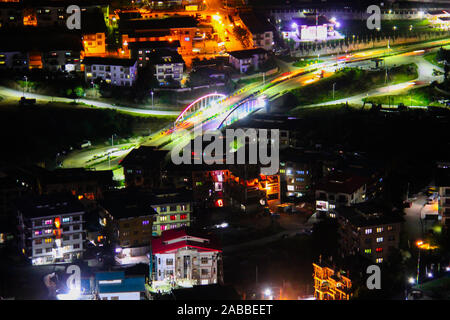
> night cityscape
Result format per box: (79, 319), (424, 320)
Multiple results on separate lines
(1, 0), (450, 310)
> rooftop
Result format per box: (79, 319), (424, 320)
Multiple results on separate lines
(147, 48), (185, 65)
(82, 57), (137, 67)
(100, 188), (157, 220)
(120, 146), (169, 168)
(152, 227), (221, 254)
(316, 171), (369, 194)
(120, 16), (199, 32)
(15, 193), (85, 219)
(228, 48), (268, 60)
(239, 12), (273, 34)
(337, 202), (404, 227)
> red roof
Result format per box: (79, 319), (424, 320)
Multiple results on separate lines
(152, 228), (222, 254)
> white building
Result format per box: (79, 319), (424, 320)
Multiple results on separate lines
(228, 48), (268, 74)
(95, 271), (146, 300)
(151, 228), (222, 289)
(315, 172), (368, 216)
(238, 13), (274, 51)
(16, 194), (86, 266)
(83, 57), (137, 87)
(148, 49), (185, 85)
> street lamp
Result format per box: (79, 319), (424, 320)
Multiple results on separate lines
(151, 91), (154, 107)
(415, 240), (439, 284)
(23, 76), (28, 97)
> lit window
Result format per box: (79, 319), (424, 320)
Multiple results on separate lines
(287, 185), (294, 191)
(387, 226), (393, 231)
(45, 238), (52, 243)
(364, 249), (371, 254)
(160, 216), (167, 222)
(376, 237), (383, 243)
(34, 230), (42, 236)
(170, 215), (176, 221)
(142, 220), (150, 225)
(376, 247), (383, 252)
(160, 225), (167, 231)
(365, 228), (372, 234)
(376, 258), (383, 263)
(376, 227), (383, 233)
(62, 217), (70, 223)
(45, 219), (52, 225)
(180, 214), (187, 220)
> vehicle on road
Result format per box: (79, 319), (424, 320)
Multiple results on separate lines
(79, 140), (91, 149)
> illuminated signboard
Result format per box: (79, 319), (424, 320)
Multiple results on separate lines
(301, 25), (327, 41)
(316, 200), (329, 211)
(216, 199), (224, 207)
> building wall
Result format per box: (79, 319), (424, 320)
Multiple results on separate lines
(280, 162), (312, 198)
(315, 185), (366, 213)
(338, 219), (401, 263)
(85, 62), (137, 86)
(439, 186), (450, 227)
(19, 212), (86, 265)
(117, 216), (153, 248)
(99, 291), (141, 300)
(83, 33), (106, 56)
(151, 202), (192, 236)
(155, 249), (219, 285)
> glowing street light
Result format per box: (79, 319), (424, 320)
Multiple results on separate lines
(408, 277), (416, 284)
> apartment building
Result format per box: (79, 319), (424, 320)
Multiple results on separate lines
(16, 193), (86, 266)
(228, 48), (269, 74)
(95, 271), (146, 300)
(150, 189), (193, 236)
(119, 16), (199, 56)
(239, 13), (274, 51)
(121, 146), (169, 188)
(313, 262), (352, 300)
(436, 162), (450, 227)
(151, 228), (222, 288)
(279, 152), (313, 199)
(83, 57), (137, 86)
(98, 188), (156, 264)
(315, 171), (369, 216)
(149, 49), (185, 85)
(129, 40), (180, 68)
(337, 203), (403, 264)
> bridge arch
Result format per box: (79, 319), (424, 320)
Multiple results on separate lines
(175, 93), (226, 126)
(217, 96), (266, 129)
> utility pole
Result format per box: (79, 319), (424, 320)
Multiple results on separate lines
(332, 82), (336, 100)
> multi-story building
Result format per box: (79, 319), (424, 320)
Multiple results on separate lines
(94, 271), (146, 300)
(121, 146), (169, 188)
(315, 171), (369, 215)
(150, 189), (193, 236)
(151, 228), (222, 289)
(16, 193), (86, 266)
(228, 48), (269, 74)
(313, 262), (352, 300)
(239, 13), (274, 51)
(99, 188), (156, 264)
(149, 48), (185, 86)
(436, 161), (450, 227)
(119, 16), (199, 56)
(129, 40), (180, 68)
(279, 150), (314, 199)
(83, 57), (138, 86)
(0, 2), (22, 28)
(337, 203), (403, 264)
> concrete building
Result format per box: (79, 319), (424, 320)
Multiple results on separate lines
(436, 162), (450, 227)
(228, 48), (269, 74)
(119, 16), (200, 56)
(150, 188), (193, 236)
(83, 57), (137, 86)
(239, 12), (274, 51)
(148, 48), (185, 85)
(16, 193), (86, 266)
(121, 146), (169, 188)
(313, 262), (352, 300)
(315, 171), (369, 216)
(129, 40), (180, 68)
(151, 228), (222, 289)
(337, 203), (403, 264)
(95, 271), (146, 300)
(99, 189), (157, 264)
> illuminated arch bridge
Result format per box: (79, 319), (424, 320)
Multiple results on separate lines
(217, 95), (266, 129)
(174, 93), (226, 126)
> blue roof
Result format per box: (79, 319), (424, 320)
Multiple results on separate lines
(98, 277), (146, 294)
